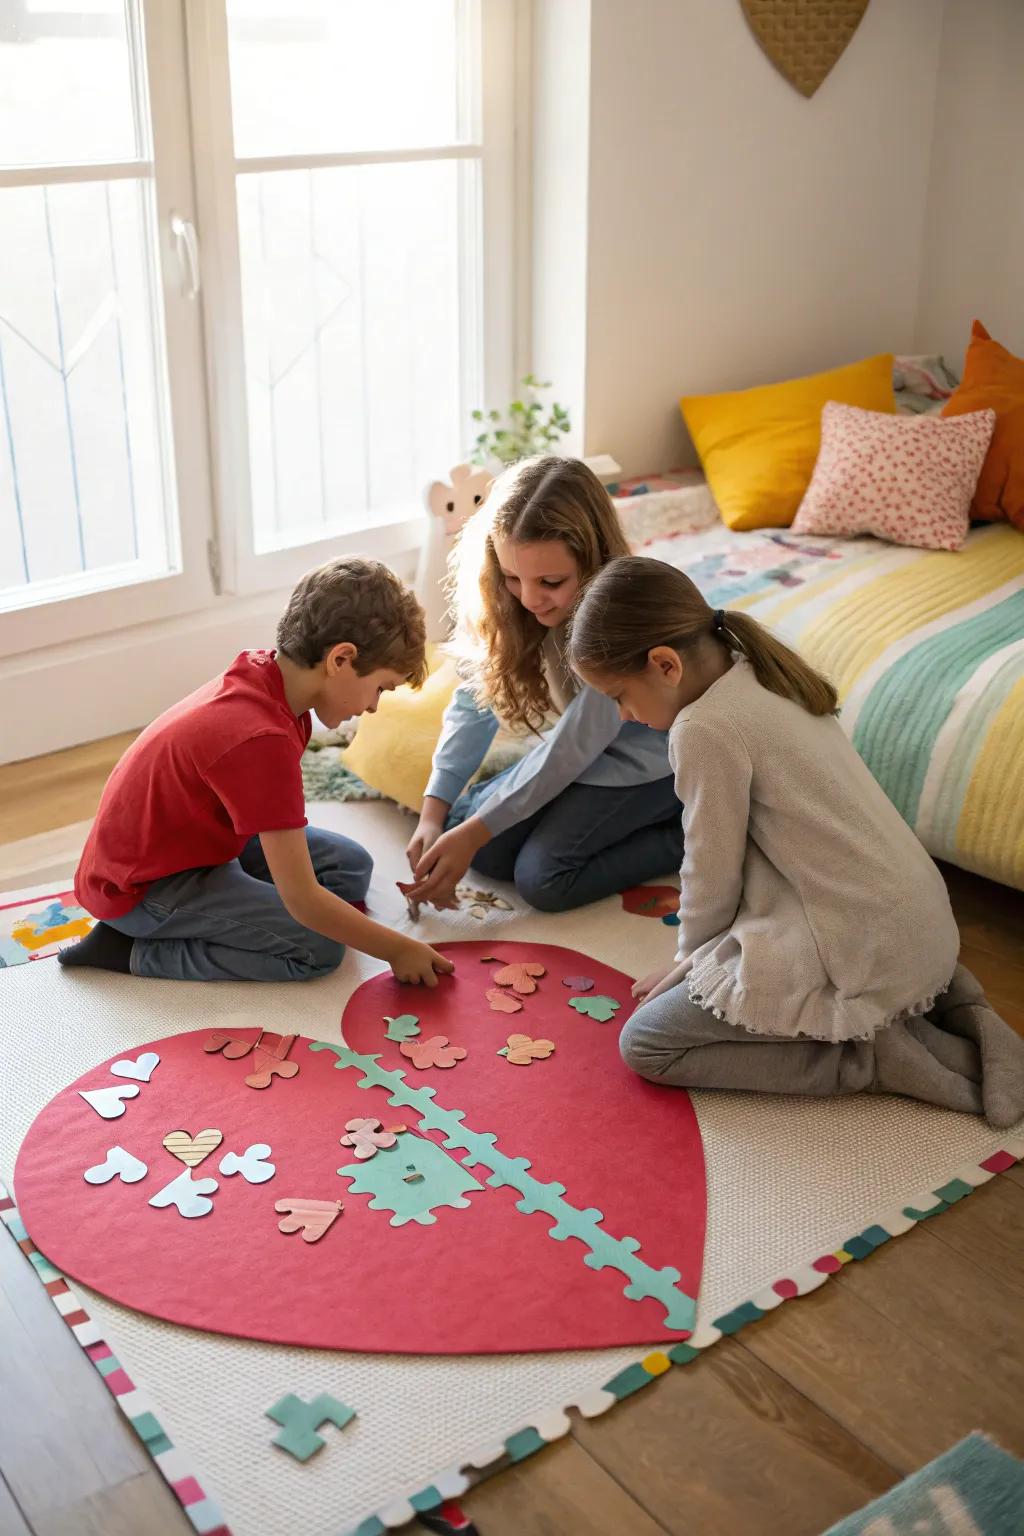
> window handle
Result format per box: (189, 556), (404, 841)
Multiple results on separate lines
(171, 214), (201, 299)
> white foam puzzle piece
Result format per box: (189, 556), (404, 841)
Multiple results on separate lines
(148, 1168), (219, 1218)
(79, 1083), (140, 1119)
(109, 1051), (160, 1083)
(218, 1143), (275, 1184)
(83, 1146), (148, 1185)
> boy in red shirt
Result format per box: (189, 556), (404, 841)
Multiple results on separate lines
(61, 558), (453, 988)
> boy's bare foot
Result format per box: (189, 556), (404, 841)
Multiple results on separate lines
(58, 922), (134, 974)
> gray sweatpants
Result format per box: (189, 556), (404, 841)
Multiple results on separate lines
(622, 964), (1024, 1129)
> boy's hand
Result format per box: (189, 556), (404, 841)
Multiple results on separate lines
(632, 962), (684, 1004)
(388, 937), (455, 987)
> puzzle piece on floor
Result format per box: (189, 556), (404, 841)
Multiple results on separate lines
(79, 1084), (140, 1119)
(275, 1198), (344, 1243)
(83, 1146), (148, 1185)
(338, 1118), (398, 1160)
(339, 1137), (483, 1227)
(486, 988), (522, 1014)
(492, 961), (546, 995)
(384, 1014), (421, 1043)
(162, 1128), (223, 1168)
(109, 1052), (160, 1083)
(148, 1168), (218, 1218)
(245, 1032), (300, 1090)
(218, 1143), (275, 1183)
(399, 1035), (467, 1070)
(455, 885), (514, 920)
(568, 995), (621, 1023)
(498, 1033), (555, 1065)
(267, 1392), (355, 1461)
(203, 1032), (255, 1059)
(310, 1041), (696, 1332)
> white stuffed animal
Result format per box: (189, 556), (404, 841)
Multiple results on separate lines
(415, 462), (493, 641)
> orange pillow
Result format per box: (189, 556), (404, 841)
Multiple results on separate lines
(942, 320), (1024, 529)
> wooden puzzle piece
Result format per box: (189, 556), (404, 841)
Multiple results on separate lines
(492, 961), (546, 995)
(339, 1136), (483, 1227)
(218, 1143), (275, 1184)
(79, 1084), (140, 1119)
(266, 1392), (355, 1461)
(568, 994), (621, 1023)
(338, 1118), (398, 1160)
(486, 988), (522, 1014)
(561, 975), (595, 992)
(384, 1014), (421, 1042)
(162, 1128), (223, 1168)
(109, 1051), (160, 1083)
(399, 1035), (467, 1070)
(203, 1032), (255, 1059)
(83, 1146), (148, 1185)
(245, 1032), (299, 1090)
(498, 1033), (556, 1065)
(148, 1168), (218, 1218)
(275, 1198), (344, 1243)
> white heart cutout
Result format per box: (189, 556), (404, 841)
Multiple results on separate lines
(109, 1052), (160, 1083)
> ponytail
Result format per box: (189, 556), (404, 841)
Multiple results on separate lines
(568, 556), (838, 717)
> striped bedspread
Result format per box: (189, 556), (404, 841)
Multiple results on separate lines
(645, 522), (1024, 890)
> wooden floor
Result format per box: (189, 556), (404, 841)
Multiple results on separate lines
(1, 733), (1022, 1536)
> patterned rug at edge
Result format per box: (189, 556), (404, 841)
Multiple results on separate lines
(824, 1433), (1024, 1536)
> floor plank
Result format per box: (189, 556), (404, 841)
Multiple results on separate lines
(571, 1339), (896, 1536)
(31, 1474), (190, 1536)
(1001, 1163), (1024, 1190)
(0, 733), (136, 845)
(464, 1437), (668, 1536)
(741, 1264), (1024, 1474)
(0, 1476), (31, 1536)
(920, 1172), (1024, 1297)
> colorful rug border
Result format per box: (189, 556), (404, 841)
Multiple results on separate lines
(4, 1136), (1021, 1536)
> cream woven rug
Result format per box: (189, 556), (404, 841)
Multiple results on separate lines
(2, 799), (1020, 1536)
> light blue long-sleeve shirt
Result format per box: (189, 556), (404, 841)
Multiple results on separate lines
(424, 681), (672, 838)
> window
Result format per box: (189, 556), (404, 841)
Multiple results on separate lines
(1, 0), (517, 650)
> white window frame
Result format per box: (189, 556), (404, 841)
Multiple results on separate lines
(184, 0), (519, 598)
(0, 0), (218, 658)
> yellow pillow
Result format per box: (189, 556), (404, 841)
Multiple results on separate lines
(681, 353), (896, 530)
(342, 648), (457, 812)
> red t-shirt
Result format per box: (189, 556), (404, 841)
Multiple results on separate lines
(76, 650), (311, 919)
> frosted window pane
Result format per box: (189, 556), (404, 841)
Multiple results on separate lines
(226, 0), (464, 157)
(0, 180), (172, 605)
(237, 160), (466, 552)
(0, 1), (141, 168)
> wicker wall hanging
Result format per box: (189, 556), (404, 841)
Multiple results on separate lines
(740, 0), (870, 98)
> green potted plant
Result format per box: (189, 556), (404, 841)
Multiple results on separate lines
(468, 375), (571, 468)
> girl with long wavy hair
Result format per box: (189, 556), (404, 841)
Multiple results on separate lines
(566, 555), (1024, 1127)
(403, 456), (682, 911)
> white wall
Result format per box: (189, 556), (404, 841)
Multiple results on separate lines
(560, 0), (944, 476)
(915, 0), (1024, 366)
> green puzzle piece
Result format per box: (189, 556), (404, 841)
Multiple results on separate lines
(266, 1392), (355, 1461)
(339, 1135), (483, 1227)
(568, 994), (620, 1022)
(384, 1014), (421, 1042)
(309, 1041), (696, 1332)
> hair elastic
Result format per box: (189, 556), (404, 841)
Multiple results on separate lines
(712, 609), (726, 634)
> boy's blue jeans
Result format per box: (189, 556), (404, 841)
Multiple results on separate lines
(108, 827), (372, 982)
(448, 770), (683, 913)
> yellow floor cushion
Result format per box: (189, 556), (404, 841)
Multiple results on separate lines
(342, 648), (458, 812)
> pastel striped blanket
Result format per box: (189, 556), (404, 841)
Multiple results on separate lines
(645, 522), (1024, 891)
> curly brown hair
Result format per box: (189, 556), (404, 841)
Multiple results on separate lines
(448, 456), (630, 730)
(277, 557), (428, 686)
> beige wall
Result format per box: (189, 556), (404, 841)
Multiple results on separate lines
(534, 0), (944, 476)
(915, 0), (1024, 368)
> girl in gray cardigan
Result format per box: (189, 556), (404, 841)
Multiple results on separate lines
(568, 556), (1024, 1128)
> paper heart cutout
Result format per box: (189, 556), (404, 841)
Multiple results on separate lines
(384, 1014), (421, 1042)
(163, 1128), (223, 1167)
(338, 1118), (398, 1160)
(218, 1143), (276, 1184)
(492, 961), (546, 995)
(498, 1033), (555, 1065)
(149, 1168), (218, 1218)
(486, 988), (523, 1014)
(561, 975), (594, 992)
(83, 1145), (148, 1185)
(399, 1034), (467, 1070)
(109, 1052), (160, 1083)
(568, 994), (621, 1023)
(276, 1198), (345, 1243)
(79, 1084), (140, 1119)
